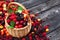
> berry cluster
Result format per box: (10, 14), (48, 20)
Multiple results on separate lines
(7, 13), (28, 28)
(12, 14), (49, 40)
(0, 0), (14, 30)
(0, 28), (12, 40)
(0, 0), (49, 40)
(0, 13), (49, 40)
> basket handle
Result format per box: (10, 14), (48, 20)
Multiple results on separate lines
(8, 2), (29, 14)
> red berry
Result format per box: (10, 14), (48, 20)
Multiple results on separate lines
(20, 20), (24, 24)
(12, 8), (17, 11)
(13, 18), (17, 22)
(29, 36), (32, 40)
(0, 8), (3, 11)
(22, 38), (26, 40)
(15, 25), (18, 28)
(7, 19), (10, 23)
(32, 22), (36, 27)
(43, 32), (46, 37)
(9, 13), (16, 20)
(16, 21), (19, 25)
(35, 20), (39, 25)
(18, 25), (23, 28)
(44, 25), (48, 29)
(10, 15), (16, 20)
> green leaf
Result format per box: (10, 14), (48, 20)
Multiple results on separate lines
(18, 6), (23, 10)
(8, 9), (13, 13)
(10, 21), (15, 27)
(17, 6), (23, 13)
(8, 26), (14, 28)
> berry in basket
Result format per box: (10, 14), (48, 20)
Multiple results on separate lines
(7, 13), (28, 28)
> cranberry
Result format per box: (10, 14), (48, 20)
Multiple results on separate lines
(15, 25), (18, 28)
(29, 36), (32, 40)
(44, 25), (49, 29)
(10, 15), (16, 20)
(7, 19), (10, 23)
(18, 25), (23, 28)
(22, 38), (26, 40)
(20, 20), (24, 24)
(42, 32), (46, 37)
(13, 18), (17, 22)
(16, 21), (19, 25)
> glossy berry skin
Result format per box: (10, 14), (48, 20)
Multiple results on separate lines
(15, 25), (18, 28)
(16, 21), (19, 25)
(20, 20), (24, 24)
(18, 25), (23, 28)
(42, 32), (46, 37)
(10, 15), (16, 20)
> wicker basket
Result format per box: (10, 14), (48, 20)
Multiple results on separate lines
(5, 2), (31, 38)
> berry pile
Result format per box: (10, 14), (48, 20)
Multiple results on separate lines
(0, 0), (49, 40)
(0, 0), (14, 30)
(12, 14), (49, 40)
(7, 13), (28, 28)
(0, 28), (13, 40)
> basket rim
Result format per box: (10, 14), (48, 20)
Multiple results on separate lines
(5, 2), (31, 30)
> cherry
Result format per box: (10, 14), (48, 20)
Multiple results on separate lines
(16, 21), (19, 25)
(42, 32), (46, 37)
(7, 19), (10, 23)
(20, 20), (24, 24)
(29, 35), (32, 40)
(10, 15), (16, 20)
(18, 25), (23, 28)
(15, 25), (18, 28)
(13, 18), (17, 22)
(22, 38), (26, 40)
